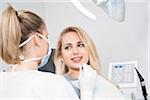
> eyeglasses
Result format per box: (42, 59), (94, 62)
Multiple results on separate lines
(36, 31), (49, 43)
(19, 31), (49, 48)
(38, 33), (49, 43)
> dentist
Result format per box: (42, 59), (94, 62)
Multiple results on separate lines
(0, 5), (79, 100)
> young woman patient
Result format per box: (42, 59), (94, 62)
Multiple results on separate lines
(54, 26), (126, 100)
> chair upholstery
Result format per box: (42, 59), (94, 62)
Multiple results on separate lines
(38, 48), (55, 73)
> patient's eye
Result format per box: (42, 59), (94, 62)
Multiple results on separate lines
(77, 41), (85, 48)
(64, 45), (72, 50)
(78, 43), (84, 47)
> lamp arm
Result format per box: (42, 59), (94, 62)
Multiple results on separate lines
(70, 0), (96, 20)
(92, 0), (107, 5)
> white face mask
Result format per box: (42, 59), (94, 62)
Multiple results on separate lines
(19, 33), (51, 68)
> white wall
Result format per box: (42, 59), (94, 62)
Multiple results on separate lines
(148, 0), (150, 95)
(0, 0), (149, 98)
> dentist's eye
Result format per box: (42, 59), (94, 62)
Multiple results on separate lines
(46, 35), (48, 39)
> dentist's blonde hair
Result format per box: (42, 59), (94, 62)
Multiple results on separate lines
(0, 4), (45, 64)
(54, 26), (102, 75)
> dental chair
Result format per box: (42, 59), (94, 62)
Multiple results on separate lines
(38, 48), (55, 73)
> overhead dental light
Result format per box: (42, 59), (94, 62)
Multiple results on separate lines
(70, 0), (125, 22)
(92, 0), (125, 21)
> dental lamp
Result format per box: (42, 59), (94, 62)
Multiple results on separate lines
(70, 0), (125, 22)
(92, 0), (125, 21)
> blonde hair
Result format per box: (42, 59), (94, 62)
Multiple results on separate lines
(0, 4), (45, 64)
(54, 26), (102, 75)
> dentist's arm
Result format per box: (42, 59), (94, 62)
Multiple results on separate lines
(78, 64), (97, 100)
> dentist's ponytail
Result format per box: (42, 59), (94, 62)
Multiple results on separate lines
(0, 4), (45, 64)
(0, 5), (21, 64)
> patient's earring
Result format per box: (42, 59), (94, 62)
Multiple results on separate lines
(60, 58), (63, 62)
(61, 58), (63, 63)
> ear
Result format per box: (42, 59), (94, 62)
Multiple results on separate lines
(61, 58), (63, 61)
(33, 34), (41, 47)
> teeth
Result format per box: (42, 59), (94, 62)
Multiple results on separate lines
(73, 58), (80, 61)
(72, 57), (82, 63)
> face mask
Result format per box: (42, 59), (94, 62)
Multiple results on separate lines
(38, 46), (51, 68)
(19, 33), (51, 68)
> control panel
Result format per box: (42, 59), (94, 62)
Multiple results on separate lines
(109, 61), (138, 88)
